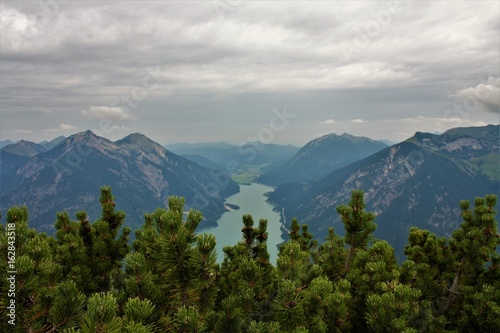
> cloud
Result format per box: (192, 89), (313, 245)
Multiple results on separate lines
(0, 1), (498, 144)
(44, 123), (78, 133)
(451, 77), (500, 114)
(102, 125), (130, 132)
(7, 129), (34, 134)
(82, 106), (133, 120)
(351, 118), (366, 123)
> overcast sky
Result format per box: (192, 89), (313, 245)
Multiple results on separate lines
(1, 0), (499, 146)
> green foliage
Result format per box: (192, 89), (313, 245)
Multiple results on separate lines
(81, 292), (121, 333)
(122, 297), (156, 332)
(0, 188), (497, 332)
(47, 280), (86, 330)
(365, 282), (423, 333)
(336, 189), (377, 274)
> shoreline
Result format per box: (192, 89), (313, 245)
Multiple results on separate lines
(224, 202), (240, 211)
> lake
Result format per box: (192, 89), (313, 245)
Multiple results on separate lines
(201, 182), (285, 263)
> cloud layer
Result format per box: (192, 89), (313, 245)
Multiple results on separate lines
(0, 1), (498, 144)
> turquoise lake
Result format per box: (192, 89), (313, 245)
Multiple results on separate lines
(202, 182), (285, 263)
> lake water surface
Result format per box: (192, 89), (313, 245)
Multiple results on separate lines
(202, 183), (285, 263)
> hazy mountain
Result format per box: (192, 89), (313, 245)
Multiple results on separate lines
(181, 154), (227, 172)
(40, 136), (66, 151)
(1, 139), (46, 156)
(0, 131), (239, 233)
(379, 139), (398, 146)
(165, 141), (234, 151)
(0, 137), (68, 175)
(0, 139), (17, 149)
(166, 141), (300, 172)
(269, 125), (499, 257)
(258, 133), (387, 186)
(0, 140), (47, 175)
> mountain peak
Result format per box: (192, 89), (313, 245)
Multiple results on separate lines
(70, 130), (98, 142)
(1, 140), (45, 157)
(58, 131), (114, 153)
(120, 132), (153, 145)
(259, 132), (388, 186)
(117, 132), (165, 151)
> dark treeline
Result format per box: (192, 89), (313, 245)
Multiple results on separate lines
(0, 187), (498, 332)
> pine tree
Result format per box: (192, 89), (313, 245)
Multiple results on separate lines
(1, 187), (497, 332)
(0, 206), (60, 332)
(401, 194), (499, 332)
(131, 196), (218, 330)
(336, 189), (376, 275)
(87, 187), (131, 293)
(217, 214), (275, 331)
(445, 194), (499, 331)
(316, 228), (347, 283)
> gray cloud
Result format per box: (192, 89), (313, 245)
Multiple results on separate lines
(43, 123), (78, 133)
(452, 77), (500, 114)
(0, 0), (498, 144)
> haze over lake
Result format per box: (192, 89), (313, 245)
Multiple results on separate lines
(201, 183), (285, 264)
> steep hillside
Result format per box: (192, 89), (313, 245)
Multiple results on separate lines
(259, 133), (387, 186)
(0, 131), (239, 233)
(269, 125), (499, 257)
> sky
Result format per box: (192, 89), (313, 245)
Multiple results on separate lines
(0, 0), (499, 147)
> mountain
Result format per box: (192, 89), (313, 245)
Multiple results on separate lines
(0, 140), (47, 175)
(0, 139), (16, 149)
(0, 131), (239, 233)
(165, 141), (234, 151)
(181, 154), (227, 172)
(258, 133), (388, 186)
(0, 137), (68, 175)
(40, 135), (66, 151)
(166, 142), (300, 172)
(268, 125), (499, 257)
(1, 139), (46, 156)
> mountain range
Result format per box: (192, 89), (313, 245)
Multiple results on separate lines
(165, 141), (299, 173)
(258, 132), (387, 186)
(1, 125), (498, 257)
(0, 131), (238, 233)
(268, 124), (499, 257)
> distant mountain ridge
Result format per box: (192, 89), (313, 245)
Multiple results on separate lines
(268, 124), (499, 257)
(0, 131), (239, 232)
(258, 132), (387, 186)
(0, 139), (16, 149)
(166, 141), (300, 172)
(0, 136), (65, 175)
